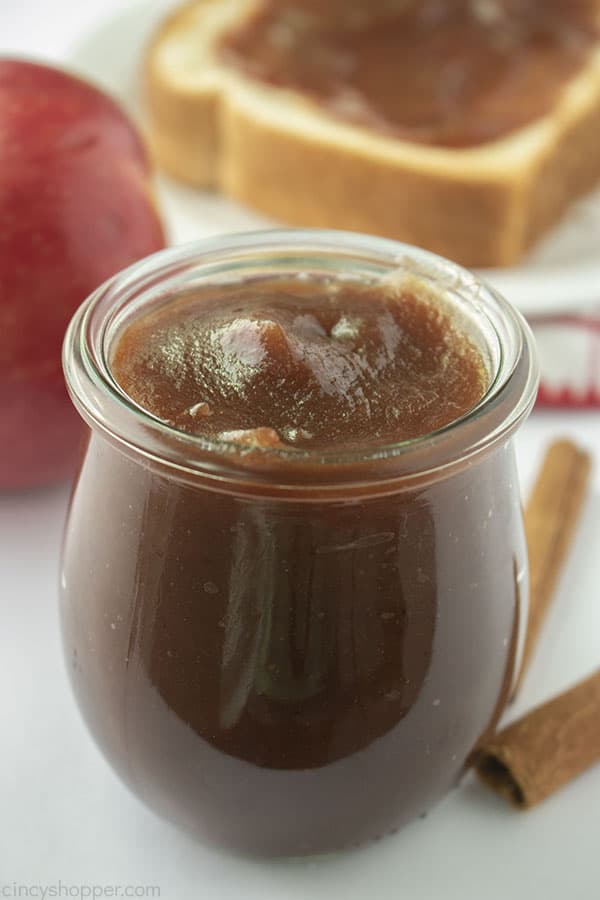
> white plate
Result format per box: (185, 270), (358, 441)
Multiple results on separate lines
(66, 0), (600, 316)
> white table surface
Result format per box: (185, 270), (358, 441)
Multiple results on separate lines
(2, 4), (600, 898)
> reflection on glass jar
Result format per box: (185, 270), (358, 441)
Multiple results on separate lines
(61, 231), (538, 856)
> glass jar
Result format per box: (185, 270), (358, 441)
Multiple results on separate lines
(61, 230), (538, 856)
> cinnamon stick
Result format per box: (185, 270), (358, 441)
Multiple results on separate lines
(474, 439), (596, 809)
(476, 670), (600, 808)
(516, 439), (592, 691)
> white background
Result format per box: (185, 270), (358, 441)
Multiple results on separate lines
(2, 3), (600, 898)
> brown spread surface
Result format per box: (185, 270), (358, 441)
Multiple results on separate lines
(218, 0), (600, 147)
(111, 275), (487, 450)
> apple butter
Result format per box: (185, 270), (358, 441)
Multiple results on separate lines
(110, 277), (487, 449)
(60, 231), (538, 855)
(219, 0), (600, 147)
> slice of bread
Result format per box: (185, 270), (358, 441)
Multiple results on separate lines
(144, 0), (600, 267)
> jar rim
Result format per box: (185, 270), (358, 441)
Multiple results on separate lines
(62, 229), (539, 492)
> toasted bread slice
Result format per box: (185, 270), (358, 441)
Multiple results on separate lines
(144, 0), (600, 267)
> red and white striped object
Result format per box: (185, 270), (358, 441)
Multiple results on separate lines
(531, 314), (600, 408)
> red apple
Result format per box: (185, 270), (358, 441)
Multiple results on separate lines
(0, 59), (166, 490)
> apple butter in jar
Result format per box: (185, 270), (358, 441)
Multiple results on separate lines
(61, 230), (538, 855)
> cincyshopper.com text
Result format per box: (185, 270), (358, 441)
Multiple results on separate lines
(1, 885), (160, 899)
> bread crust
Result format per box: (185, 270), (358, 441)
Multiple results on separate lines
(524, 89), (600, 254)
(144, 0), (226, 186)
(144, 0), (600, 267)
(219, 99), (525, 267)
